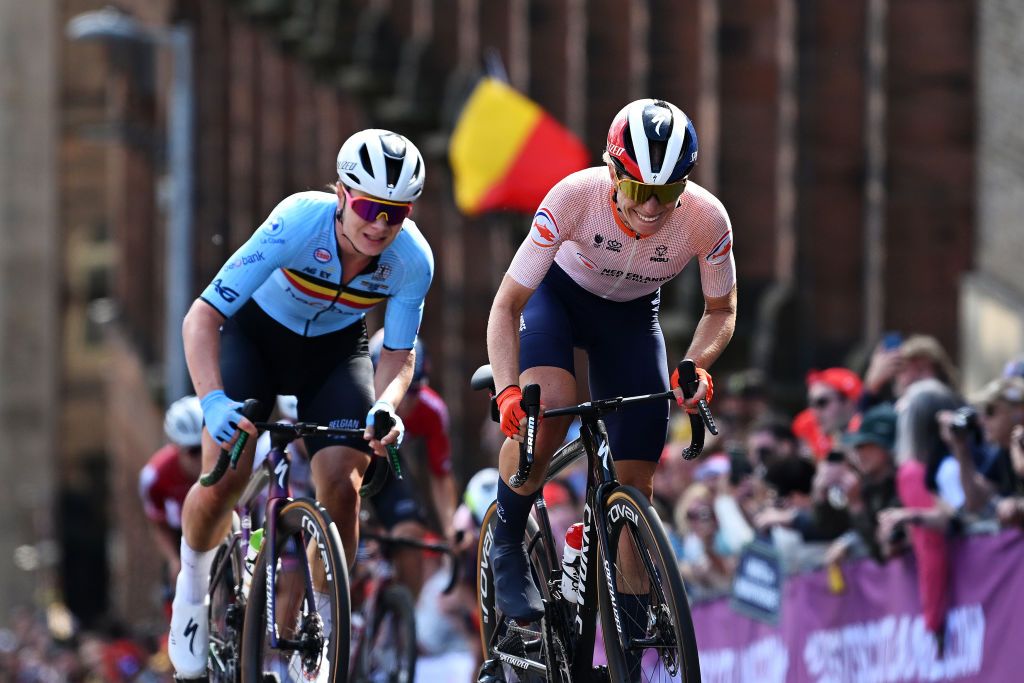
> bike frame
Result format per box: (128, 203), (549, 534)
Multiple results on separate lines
(531, 414), (624, 679)
(235, 430), (320, 652)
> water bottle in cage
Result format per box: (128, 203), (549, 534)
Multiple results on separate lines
(560, 522), (584, 603)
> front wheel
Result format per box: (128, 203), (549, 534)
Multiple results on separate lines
(355, 584), (417, 683)
(240, 498), (350, 683)
(599, 486), (701, 682)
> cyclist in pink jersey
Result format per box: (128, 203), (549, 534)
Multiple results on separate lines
(485, 99), (737, 633)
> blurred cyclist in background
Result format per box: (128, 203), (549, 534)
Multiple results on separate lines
(138, 395), (204, 613)
(367, 330), (457, 597)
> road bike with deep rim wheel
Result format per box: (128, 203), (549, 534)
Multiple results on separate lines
(472, 360), (716, 683)
(202, 401), (400, 683)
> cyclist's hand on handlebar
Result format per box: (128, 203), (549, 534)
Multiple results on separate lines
(364, 400), (405, 457)
(496, 385), (541, 441)
(200, 389), (256, 447)
(670, 367), (714, 413)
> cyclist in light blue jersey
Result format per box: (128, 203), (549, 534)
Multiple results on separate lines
(168, 128), (434, 680)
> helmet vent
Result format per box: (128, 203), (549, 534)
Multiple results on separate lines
(358, 144), (374, 177)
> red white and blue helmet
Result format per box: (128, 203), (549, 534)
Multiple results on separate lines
(605, 99), (698, 184)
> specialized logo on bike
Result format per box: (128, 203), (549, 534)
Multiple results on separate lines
(184, 618), (199, 655)
(212, 278), (240, 303)
(530, 209), (559, 248)
(313, 247), (333, 263)
(706, 230), (733, 265)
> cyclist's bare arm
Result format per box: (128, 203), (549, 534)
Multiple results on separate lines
(149, 521), (182, 575)
(430, 472), (458, 539)
(685, 285), (736, 368)
(486, 274), (535, 392)
(373, 345), (416, 409)
(182, 299), (255, 438)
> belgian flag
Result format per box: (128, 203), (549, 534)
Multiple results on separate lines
(448, 78), (590, 216)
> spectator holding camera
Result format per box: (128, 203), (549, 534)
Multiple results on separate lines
(935, 377), (1024, 515)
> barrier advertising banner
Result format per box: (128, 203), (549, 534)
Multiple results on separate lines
(691, 530), (1024, 682)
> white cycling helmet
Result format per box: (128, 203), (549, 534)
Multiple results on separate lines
(164, 395), (203, 448)
(464, 467), (500, 525)
(276, 395), (298, 421)
(336, 129), (426, 202)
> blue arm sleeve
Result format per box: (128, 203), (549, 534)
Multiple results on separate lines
(382, 238), (434, 349)
(199, 195), (308, 317)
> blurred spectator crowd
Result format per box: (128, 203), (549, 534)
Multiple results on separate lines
(513, 334), (1024, 640)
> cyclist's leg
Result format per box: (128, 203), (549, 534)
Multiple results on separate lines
(370, 470), (430, 598)
(586, 301), (668, 680)
(172, 311), (275, 677)
(491, 274), (578, 621)
(299, 322), (376, 569)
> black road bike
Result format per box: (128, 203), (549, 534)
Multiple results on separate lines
(473, 361), (716, 683)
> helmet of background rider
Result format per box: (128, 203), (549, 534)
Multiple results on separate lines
(605, 99), (698, 184)
(164, 395), (203, 448)
(276, 395), (298, 422)
(368, 329), (427, 387)
(336, 129), (426, 202)
(463, 467), (500, 526)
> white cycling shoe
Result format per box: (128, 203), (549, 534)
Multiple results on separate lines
(169, 594), (210, 679)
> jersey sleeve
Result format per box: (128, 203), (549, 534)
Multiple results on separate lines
(138, 464), (164, 523)
(692, 195), (737, 298)
(199, 194), (310, 317)
(382, 230), (435, 349)
(506, 177), (580, 289)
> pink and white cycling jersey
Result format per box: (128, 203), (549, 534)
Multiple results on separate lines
(507, 167), (735, 301)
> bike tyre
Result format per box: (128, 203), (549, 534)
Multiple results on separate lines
(358, 584), (417, 683)
(599, 486), (701, 683)
(208, 512), (244, 682)
(240, 498), (350, 683)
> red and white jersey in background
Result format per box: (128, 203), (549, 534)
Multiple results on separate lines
(507, 167), (735, 301)
(138, 444), (193, 530)
(402, 385), (452, 477)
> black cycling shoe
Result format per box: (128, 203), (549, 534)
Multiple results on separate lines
(491, 540), (544, 622)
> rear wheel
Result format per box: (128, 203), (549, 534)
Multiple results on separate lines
(208, 515), (243, 682)
(240, 498), (350, 683)
(476, 501), (567, 683)
(357, 584), (417, 683)
(599, 486), (701, 682)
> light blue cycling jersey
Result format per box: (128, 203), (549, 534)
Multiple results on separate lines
(199, 191), (433, 349)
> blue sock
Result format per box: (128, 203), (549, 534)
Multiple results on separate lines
(493, 478), (538, 546)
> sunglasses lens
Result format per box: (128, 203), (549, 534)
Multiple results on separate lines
(618, 178), (687, 204)
(351, 198), (411, 225)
